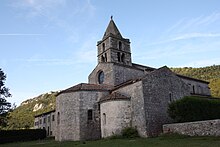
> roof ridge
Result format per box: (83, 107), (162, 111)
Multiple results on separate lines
(103, 19), (122, 39)
(100, 91), (130, 103)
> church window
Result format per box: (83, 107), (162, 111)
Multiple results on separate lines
(101, 55), (105, 62)
(40, 119), (42, 124)
(88, 109), (93, 120)
(119, 41), (122, 50)
(117, 52), (121, 62)
(169, 92), (172, 102)
(105, 53), (107, 62)
(98, 103), (100, 111)
(98, 71), (104, 84)
(57, 112), (60, 125)
(52, 115), (55, 121)
(35, 121), (38, 126)
(121, 53), (125, 63)
(102, 43), (105, 52)
(192, 85), (195, 94)
(103, 113), (106, 125)
(43, 117), (46, 124)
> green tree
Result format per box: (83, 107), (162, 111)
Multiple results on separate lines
(0, 68), (11, 128)
(0, 68), (11, 114)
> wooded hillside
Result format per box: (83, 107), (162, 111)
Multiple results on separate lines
(5, 92), (58, 129)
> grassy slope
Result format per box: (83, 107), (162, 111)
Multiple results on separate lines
(1, 135), (220, 147)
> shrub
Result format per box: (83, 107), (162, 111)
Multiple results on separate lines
(168, 96), (220, 123)
(108, 134), (123, 139)
(121, 127), (139, 138)
(0, 129), (46, 144)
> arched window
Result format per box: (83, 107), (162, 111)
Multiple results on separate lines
(169, 92), (172, 102)
(103, 113), (106, 125)
(102, 43), (105, 52)
(119, 41), (122, 50)
(121, 53), (125, 63)
(117, 52), (121, 62)
(57, 112), (60, 125)
(101, 55), (105, 62)
(88, 109), (93, 120)
(105, 53), (107, 62)
(98, 71), (104, 84)
(192, 85), (195, 94)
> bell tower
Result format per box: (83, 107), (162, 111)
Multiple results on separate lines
(97, 17), (132, 66)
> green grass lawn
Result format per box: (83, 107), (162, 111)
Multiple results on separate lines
(1, 135), (220, 147)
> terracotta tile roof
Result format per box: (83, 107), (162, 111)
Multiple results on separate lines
(112, 78), (142, 91)
(58, 83), (113, 95)
(99, 92), (130, 103)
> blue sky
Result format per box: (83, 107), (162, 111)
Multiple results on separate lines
(1, 0), (220, 105)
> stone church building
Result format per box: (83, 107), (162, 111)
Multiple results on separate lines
(52, 18), (211, 141)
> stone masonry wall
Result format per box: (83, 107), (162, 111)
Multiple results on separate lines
(97, 36), (132, 66)
(56, 90), (109, 141)
(142, 67), (191, 136)
(100, 100), (131, 138)
(163, 119), (220, 136)
(35, 112), (56, 136)
(79, 91), (109, 140)
(180, 78), (211, 96)
(89, 62), (145, 86)
(89, 63), (115, 85)
(113, 64), (145, 86)
(55, 92), (80, 141)
(113, 81), (148, 137)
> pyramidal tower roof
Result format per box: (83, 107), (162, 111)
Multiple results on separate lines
(103, 17), (122, 39)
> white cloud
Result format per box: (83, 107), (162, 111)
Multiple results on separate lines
(11, 0), (95, 18)
(10, 0), (96, 44)
(171, 32), (220, 41)
(167, 12), (220, 33)
(134, 37), (220, 66)
(145, 32), (220, 46)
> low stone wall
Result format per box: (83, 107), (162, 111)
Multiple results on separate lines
(163, 119), (220, 136)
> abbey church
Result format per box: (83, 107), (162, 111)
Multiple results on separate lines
(35, 18), (211, 141)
